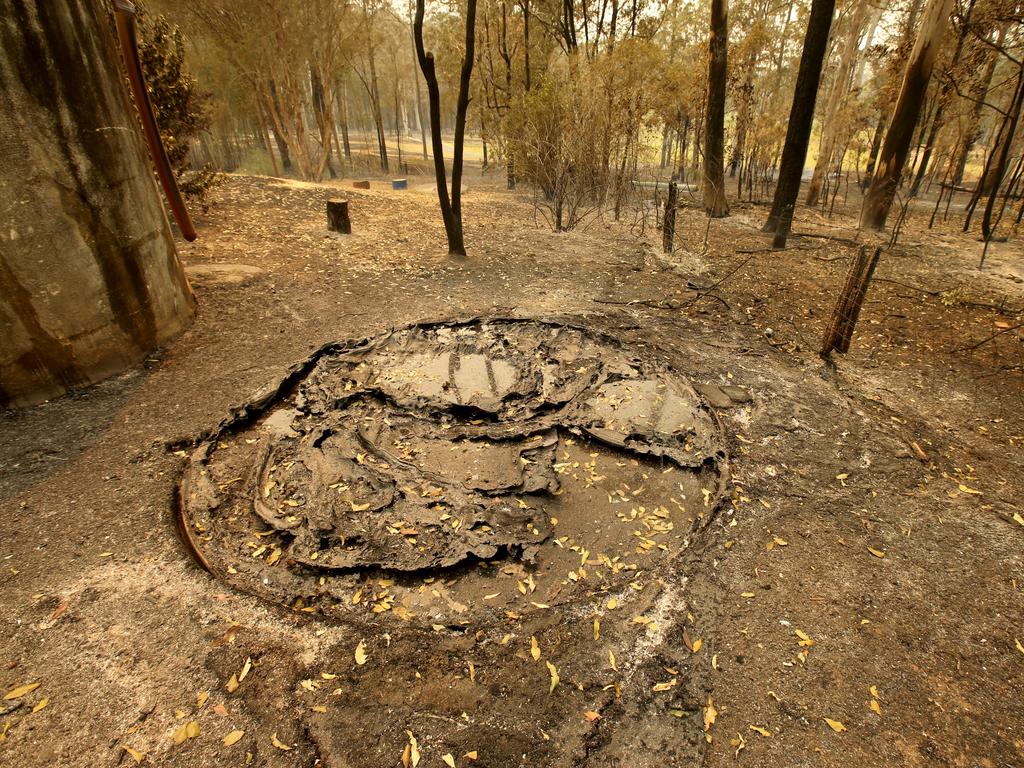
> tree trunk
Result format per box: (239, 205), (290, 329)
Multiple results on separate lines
(414, 0), (477, 257)
(953, 24), (1004, 186)
(368, 51), (390, 172)
(805, 0), (869, 207)
(860, 0), (954, 231)
(0, 0), (195, 408)
(862, 115), (884, 188)
(337, 84), (352, 160)
(763, 0), (835, 236)
(702, 0), (729, 217)
(409, 2), (429, 160)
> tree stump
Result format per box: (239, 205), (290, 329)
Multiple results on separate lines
(326, 199), (351, 234)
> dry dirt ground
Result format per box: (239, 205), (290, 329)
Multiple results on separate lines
(1, 174), (1023, 768)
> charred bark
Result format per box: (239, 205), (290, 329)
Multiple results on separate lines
(414, 0), (477, 257)
(860, 0), (954, 231)
(0, 0), (195, 407)
(702, 0), (729, 218)
(763, 0), (835, 236)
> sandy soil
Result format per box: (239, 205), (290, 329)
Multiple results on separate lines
(1, 173), (1022, 767)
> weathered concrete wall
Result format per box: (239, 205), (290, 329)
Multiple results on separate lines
(0, 0), (195, 408)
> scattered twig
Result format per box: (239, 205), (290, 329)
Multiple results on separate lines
(957, 322), (1024, 352)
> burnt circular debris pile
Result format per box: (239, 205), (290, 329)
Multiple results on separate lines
(179, 319), (728, 625)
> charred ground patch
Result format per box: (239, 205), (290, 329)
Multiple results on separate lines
(178, 318), (729, 628)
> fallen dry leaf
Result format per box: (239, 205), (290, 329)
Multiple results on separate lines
(223, 729), (244, 746)
(824, 717), (847, 733)
(749, 725), (772, 737)
(406, 731), (421, 767)
(355, 639), (368, 665)
(531, 636), (541, 661)
(4, 682), (40, 700)
(583, 710), (601, 721)
(271, 733), (292, 750)
(442, 754), (456, 768)
(546, 661), (560, 693)
(704, 696), (717, 731)
(31, 698), (48, 713)
(122, 745), (144, 764)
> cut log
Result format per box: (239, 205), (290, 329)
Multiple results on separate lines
(352, 180), (370, 189)
(326, 199), (351, 234)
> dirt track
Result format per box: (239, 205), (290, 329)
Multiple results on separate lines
(1, 174), (1022, 767)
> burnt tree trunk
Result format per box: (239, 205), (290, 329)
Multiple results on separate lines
(805, 0), (869, 207)
(702, 0), (729, 218)
(0, 0), (195, 408)
(414, 0), (477, 257)
(763, 0), (835, 236)
(910, 0), (975, 196)
(663, 181), (678, 253)
(860, 0), (954, 231)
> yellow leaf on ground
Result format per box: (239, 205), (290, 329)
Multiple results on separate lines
(869, 685), (879, 698)
(824, 718), (847, 733)
(442, 754), (456, 768)
(867, 547), (885, 558)
(546, 661), (560, 693)
(4, 682), (40, 700)
(593, 618), (600, 641)
(1015, 638), (1024, 655)
(531, 636), (541, 661)
(355, 639), (368, 665)
(406, 731), (421, 767)
(238, 657), (252, 682)
(172, 724), (187, 745)
(958, 484), (982, 495)
(741, 592), (756, 598)
(749, 725), (772, 737)
(185, 721), (200, 739)
(704, 696), (717, 731)
(606, 597), (619, 609)
(31, 698), (48, 713)
(197, 691), (209, 708)
(692, 639), (703, 653)
(583, 711), (601, 721)
(795, 629), (815, 647)
(609, 650), (618, 671)
(271, 733), (292, 750)
(870, 700), (882, 715)
(464, 751), (478, 760)
(226, 674), (239, 693)
(223, 730), (244, 746)
(122, 746), (144, 764)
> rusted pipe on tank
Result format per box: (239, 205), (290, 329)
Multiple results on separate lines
(112, 0), (197, 241)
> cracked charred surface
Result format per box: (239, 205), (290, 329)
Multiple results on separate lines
(180, 319), (728, 626)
